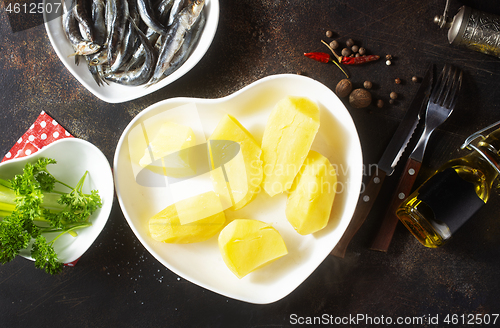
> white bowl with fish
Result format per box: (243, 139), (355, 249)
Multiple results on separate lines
(43, 0), (219, 103)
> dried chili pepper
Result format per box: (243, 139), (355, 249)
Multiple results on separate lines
(341, 55), (380, 65)
(305, 51), (379, 65)
(304, 52), (331, 63)
(303, 51), (349, 78)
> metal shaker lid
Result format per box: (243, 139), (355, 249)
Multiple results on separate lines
(448, 6), (472, 45)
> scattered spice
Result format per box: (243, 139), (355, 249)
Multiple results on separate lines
(389, 99), (395, 104)
(321, 40), (380, 65)
(330, 40), (339, 49)
(326, 30), (333, 38)
(395, 78), (401, 84)
(386, 54), (393, 60)
(304, 50), (349, 78)
(304, 52), (330, 63)
(342, 55), (380, 65)
(363, 81), (373, 89)
(386, 60), (392, 66)
(341, 48), (351, 57)
(412, 76), (419, 83)
(377, 99), (384, 108)
(336, 79), (353, 98)
(349, 88), (372, 108)
(390, 91), (398, 99)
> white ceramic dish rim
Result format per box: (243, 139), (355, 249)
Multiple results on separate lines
(0, 138), (115, 264)
(43, 0), (220, 103)
(113, 73), (363, 304)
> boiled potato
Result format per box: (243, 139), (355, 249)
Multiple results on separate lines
(139, 121), (196, 177)
(286, 150), (337, 235)
(218, 219), (288, 279)
(149, 191), (225, 243)
(208, 114), (263, 210)
(261, 96), (320, 197)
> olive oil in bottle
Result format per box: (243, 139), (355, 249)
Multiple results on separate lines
(396, 122), (500, 248)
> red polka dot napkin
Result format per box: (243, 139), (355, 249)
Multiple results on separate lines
(2, 111), (73, 162)
(2, 111), (79, 266)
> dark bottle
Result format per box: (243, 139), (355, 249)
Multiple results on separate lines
(396, 122), (500, 247)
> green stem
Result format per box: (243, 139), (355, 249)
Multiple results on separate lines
(49, 222), (92, 243)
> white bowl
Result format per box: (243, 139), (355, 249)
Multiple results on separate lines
(43, 0), (219, 103)
(0, 138), (114, 264)
(113, 74), (363, 304)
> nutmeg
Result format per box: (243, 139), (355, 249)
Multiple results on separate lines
(349, 88), (372, 108)
(335, 79), (352, 98)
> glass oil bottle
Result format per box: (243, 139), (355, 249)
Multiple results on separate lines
(396, 121), (500, 248)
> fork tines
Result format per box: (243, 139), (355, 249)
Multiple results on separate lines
(432, 64), (463, 108)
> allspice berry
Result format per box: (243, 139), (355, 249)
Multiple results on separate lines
(335, 79), (353, 98)
(363, 81), (373, 89)
(349, 88), (372, 108)
(326, 30), (333, 38)
(346, 38), (354, 47)
(341, 47), (351, 57)
(330, 40), (339, 49)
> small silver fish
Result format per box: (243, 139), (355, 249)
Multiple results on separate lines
(149, 0), (205, 85)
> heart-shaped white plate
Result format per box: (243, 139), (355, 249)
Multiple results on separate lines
(0, 138), (114, 264)
(113, 74), (363, 304)
(43, 0), (219, 103)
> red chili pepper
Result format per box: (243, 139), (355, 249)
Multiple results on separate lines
(341, 55), (380, 65)
(304, 52), (331, 63)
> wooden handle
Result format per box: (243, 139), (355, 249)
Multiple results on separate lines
(370, 158), (423, 252)
(331, 170), (387, 258)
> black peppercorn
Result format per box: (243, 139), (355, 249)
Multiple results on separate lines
(358, 47), (366, 55)
(326, 30), (333, 38)
(329, 40), (339, 49)
(346, 38), (354, 47)
(351, 45), (359, 53)
(363, 81), (373, 89)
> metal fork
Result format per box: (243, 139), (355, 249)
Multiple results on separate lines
(370, 64), (463, 252)
(410, 64), (463, 164)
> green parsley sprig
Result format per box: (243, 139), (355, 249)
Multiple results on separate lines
(0, 157), (102, 274)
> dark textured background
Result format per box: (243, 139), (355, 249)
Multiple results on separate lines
(1, 0), (500, 327)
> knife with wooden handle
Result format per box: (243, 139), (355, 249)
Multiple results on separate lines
(370, 157), (423, 252)
(331, 64), (434, 258)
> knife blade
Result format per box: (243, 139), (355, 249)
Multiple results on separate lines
(331, 64), (434, 258)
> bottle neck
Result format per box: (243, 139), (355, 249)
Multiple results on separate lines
(476, 129), (500, 179)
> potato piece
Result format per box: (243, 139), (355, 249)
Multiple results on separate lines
(218, 219), (288, 279)
(261, 96), (320, 197)
(139, 121), (196, 177)
(208, 115), (263, 210)
(286, 151), (337, 235)
(149, 191), (225, 243)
